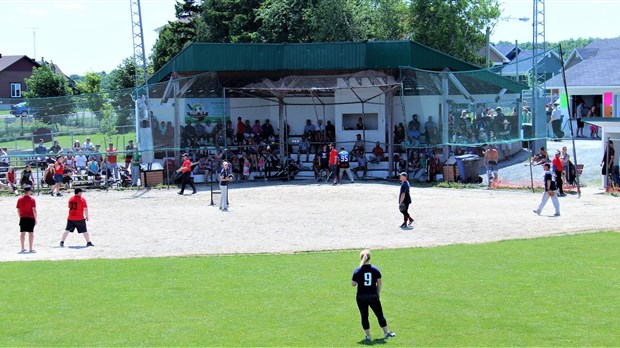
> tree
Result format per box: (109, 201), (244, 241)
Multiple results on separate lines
(409, 0), (501, 65)
(152, 1), (203, 72)
(368, 0), (409, 40)
(106, 58), (138, 131)
(24, 62), (74, 124)
(199, 0), (263, 43)
(76, 72), (105, 120)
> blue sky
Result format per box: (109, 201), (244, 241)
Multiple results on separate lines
(1, 0), (619, 76)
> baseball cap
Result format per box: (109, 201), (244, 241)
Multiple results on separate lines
(182, 153), (189, 157)
(23, 186), (32, 192)
(399, 172), (408, 177)
(74, 188), (83, 194)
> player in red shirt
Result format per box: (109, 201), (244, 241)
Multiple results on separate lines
(60, 188), (94, 247)
(328, 143), (339, 185)
(16, 186), (37, 253)
(176, 153), (197, 195)
(551, 150), (565, 196)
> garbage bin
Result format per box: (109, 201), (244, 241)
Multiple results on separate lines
(140, 162), (164, 187)
(455, 155), (481, 183)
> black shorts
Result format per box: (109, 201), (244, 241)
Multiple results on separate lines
(320, 162), (328, 170)
(19, 217), (35, 232)
(65, 219), (88, 233)
(577, 119), (584, 128)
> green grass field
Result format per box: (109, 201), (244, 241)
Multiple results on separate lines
(1, 233), (618, 346)
(0, 132), (136, 154)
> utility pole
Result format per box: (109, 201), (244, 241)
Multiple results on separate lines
(531, 0), (547, 148)
(130, 0), (153, 162)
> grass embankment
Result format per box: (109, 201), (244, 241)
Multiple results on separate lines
(0, 232), (618, 346)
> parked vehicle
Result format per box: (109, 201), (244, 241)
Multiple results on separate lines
(10, 102), (37, 117)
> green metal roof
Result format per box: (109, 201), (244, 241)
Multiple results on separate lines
(150, 41), (478, 82)
(148, 41), (526, 94)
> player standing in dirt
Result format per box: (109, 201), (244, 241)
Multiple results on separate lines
(60, 188), (94, 247)
(351, 249), (396, 341)
(329, 143), (339, 185)
(16, 186), (37, 253)
(398, 172), (414, 228)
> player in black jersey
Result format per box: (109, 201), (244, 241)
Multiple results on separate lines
(351, 249), (396, 341)
(318, 145), (330, 181)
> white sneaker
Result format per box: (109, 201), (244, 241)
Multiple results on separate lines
(384, 331), (396, 338)
(364, 335), (371, 341)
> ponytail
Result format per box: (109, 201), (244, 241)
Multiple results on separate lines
(359, 249), (371, 266)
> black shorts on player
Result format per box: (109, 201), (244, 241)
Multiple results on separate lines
(65, 220), (88, 233)
(19, 217), (36, 232)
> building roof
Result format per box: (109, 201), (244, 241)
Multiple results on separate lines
(150, 41), (487, 83)
(547, 37), (620, 88)
(149, 40), (527, 94)
(494, 44), (517, 57)
(0, 55), (39, 72)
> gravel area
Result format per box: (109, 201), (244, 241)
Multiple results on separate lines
(1, 182), (618, 262)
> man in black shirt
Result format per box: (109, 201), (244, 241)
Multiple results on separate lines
(318, 145), (329, 181)
(398, 172), (414, 228)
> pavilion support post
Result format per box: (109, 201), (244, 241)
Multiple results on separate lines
(278, 96), (285, 161)
(441, 73), (450, 156)
(173, 75), (181, 163)
(387, 90), (394, 179)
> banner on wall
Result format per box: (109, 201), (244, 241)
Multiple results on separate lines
(184, 98), (230, 123)
(604, 92), (613, 117)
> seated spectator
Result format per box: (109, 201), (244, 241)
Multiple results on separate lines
(75, 150), (88, 174)
(352, 134), (365, 156)
(49, 140), (63, 154)
(5, 166), (17, 193)
(20, 164), (33, 188)
(43, 164), (56, 188)
(298, 135), (310, 162)
(532, 146), (549, 165)
(34, 139), (47, 166)
(193, 155), (210, 175)
(369, 142), (385, 163)
(304, 119), (316, 135)
(407, 125), (421, 146)
(194, 120), (206, 144)
(73, 140), (81, 151)
(352, 149), (368, 180)
(62, 168), (73, 189)
(87, 158), (100, 177)
(83, 137), (94, 151)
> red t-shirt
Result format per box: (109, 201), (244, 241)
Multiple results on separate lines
(181, 159), (192, 173)
(329, 149), (339, 165)
(68, 195), (88, 221)
(56, 163), (64, 174)
(107, 149), (118, 163)
(16, 195), (36, 218)
(7, 171), (15, 184)
(552, 157), (563, 171)
(237, 121), (245, 134)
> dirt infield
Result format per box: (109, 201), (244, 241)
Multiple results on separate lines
(1, 182), (618, 262)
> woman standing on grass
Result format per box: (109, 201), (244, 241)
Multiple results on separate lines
(351, 249), (396, 341)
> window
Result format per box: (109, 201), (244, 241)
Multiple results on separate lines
(10, 83), (22, 98)
(342, 113), (379, 131)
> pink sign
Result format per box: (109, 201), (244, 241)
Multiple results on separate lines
(604, 92), (613, 106)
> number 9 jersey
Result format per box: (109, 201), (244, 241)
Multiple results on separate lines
(352, 264), (382, 296)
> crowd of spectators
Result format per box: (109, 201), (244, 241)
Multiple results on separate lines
(1, 137), (141, 195)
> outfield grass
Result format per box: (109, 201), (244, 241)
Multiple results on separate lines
(1, 233), (619, 346)
(0, 132), (136, 154)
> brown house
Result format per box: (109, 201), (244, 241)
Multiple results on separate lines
(0, 54), (40, 100)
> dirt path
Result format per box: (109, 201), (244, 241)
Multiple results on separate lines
(1, 182), (618, 262)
